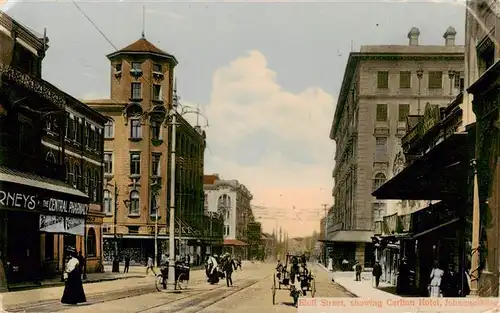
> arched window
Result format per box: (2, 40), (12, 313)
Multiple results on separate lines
(74, 163), (81, 189)
(103, 189), (112, 215)
(86, 228), (97, 257)
(93, 169), (100, 202)
(85, 168), (91, 194)
(372, 173), (387, 191)
(129, 191), (140, 215)
(45, 151), (56, 163)
(64, 160), (69, 183)
(218, 194), (231, 208)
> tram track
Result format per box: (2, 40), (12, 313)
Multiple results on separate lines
(136, 276), (268, 313)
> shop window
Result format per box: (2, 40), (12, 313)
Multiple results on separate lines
(377, 71), (389, 89)
(104, 190), (112, 214)
(129, 191), (140, 215)
(87, 228), (96, 257)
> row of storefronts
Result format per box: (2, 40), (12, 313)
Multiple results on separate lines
(373, 76), (500, 297)
(0, 12), (107, 291)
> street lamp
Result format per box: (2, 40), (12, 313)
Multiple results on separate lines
(416, 68), (423, 115)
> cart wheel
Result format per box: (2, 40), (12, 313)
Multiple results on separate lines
(272, 275), (277, 305)
(177, 273), (188, 290)
(311, 279), (316, 298)
(155, 275), (167, 292)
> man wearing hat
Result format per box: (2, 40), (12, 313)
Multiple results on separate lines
(61, 247), (86, 305)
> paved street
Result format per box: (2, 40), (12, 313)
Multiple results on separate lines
(1, 262), (353, 313)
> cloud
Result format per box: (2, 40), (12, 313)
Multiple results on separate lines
(184, 50), (335, 236)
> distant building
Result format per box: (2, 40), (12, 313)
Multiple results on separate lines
(204, 174), (254, 258)
(328, 27), (464, 265)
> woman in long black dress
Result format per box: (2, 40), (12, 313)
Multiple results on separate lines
(61, 247), (87, 305)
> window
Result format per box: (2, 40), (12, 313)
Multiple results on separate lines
(73, 119), (79, 142)
(226, 210), (230, 220)
(85, 124), (91, 147)
(104, 190), (112, 214)
(150, 192), (159, 216)
(73, 163), (81, 189)
(372, 173), (387, 191)
(85, 168), (91, 194)
(129, 191), (140, 215)
(130, 119), (142, 139)
(104, 153), (113, 175)
(398, 104), (410, 122)
(377, 71), (389, 89)
(151, 120), (161, 140)
(92, 170), (99, 202)
(86, 228), (96, 257)
(151, 154), (161, 176)
(115, 63), (122, 73)
(153, 64), (162, 73)
(18, 116), (35, 153)
(375, 137), (388, 158)
(131, 62), (141, 71)
(131, 82), (142, 99)
(376, 104), (388, 122)
(224, 225), (230, 236)
(399, 71), (411, 88)
(68, 163), (74, 186)
(152, 84), (162, 101)
(428, 71), (443, 89)
(454, 72), (464, 91)
(218, 194), (231, 208)
(104, 121), (114, 139)
(130, 153), (141, 175)
(372, 203), (385, 221)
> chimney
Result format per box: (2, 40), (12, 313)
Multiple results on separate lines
(408, 27), (420, 46)
(443, 26), (457, 46)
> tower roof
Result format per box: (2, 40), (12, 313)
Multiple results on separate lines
(106, 38), (178, 66)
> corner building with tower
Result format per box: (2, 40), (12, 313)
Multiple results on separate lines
(86, 35), (220, 265)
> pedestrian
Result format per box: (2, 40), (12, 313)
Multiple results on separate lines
(146, 255), (156, 276)
(428, 261), (444, 297)
(372, 261), (382, 287)
(396, 257), (410, 295)
(206, 253), (219, 284)
(76, 251), (86, 280)
(354, 261), (362, 281)
(61, 247), (86, 305)
(124, 254), (130, 273)
(223, 253), (236, 287)
(290, 256), (299, 284)
(441, 263), (459, 297)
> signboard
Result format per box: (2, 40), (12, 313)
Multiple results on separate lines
(39, 215), (85, 236)
(0, 189), (88, 216)
(420, 103), (441, 135)
(383, 213), (398, 235)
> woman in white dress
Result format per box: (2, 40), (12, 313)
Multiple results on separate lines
(429, 261), (444, 297)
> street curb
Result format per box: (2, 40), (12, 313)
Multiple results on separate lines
(8, 275), (145, 292)
(316, 264), (359, 298)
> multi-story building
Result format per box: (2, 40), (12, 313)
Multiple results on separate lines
(204, 174), (254, 258)
(461, 0), (500, 296)
(0, 12), (106, 290)
(328, 27), (464, 265)
(86, 35), (207, 264)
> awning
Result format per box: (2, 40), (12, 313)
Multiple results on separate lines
(320, 230), (373, 243)
(372, 133), (468, 200)
(411, 218), (460, 240)
(103, 234), (202, 240)
(223, 239), (248, 246)
(0, 166), (88, 199)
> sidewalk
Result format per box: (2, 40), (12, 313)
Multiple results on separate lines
(318, 265), (400, 298)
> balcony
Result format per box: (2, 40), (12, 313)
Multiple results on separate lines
(373, 121), (390, 136)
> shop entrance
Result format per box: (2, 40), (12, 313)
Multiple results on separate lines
(6, 211), (40, 283)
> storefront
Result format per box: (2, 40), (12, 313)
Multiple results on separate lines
(373, 98), (470, 296)
(0, 168), (89, 290)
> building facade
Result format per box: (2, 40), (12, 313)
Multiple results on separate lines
(0, 12), (106, 291)
(204, 175), (254, 258)
(462, 0), (500, 297)
(328, 27), (464, 266)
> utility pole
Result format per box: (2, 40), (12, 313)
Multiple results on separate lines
(167, 79), (179, 289)
(322, 204), (328, 267)
(112, 184), (119, 272)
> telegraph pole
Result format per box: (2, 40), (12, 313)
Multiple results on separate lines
(167, 79), (179, 289)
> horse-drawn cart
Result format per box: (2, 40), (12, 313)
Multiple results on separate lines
(271, 253), (316, 305)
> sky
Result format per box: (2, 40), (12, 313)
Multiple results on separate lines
(2, 0), (465, 237)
